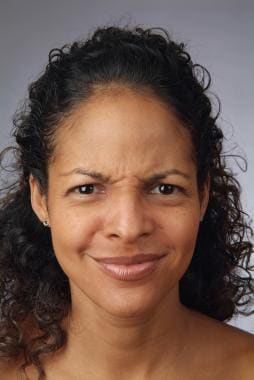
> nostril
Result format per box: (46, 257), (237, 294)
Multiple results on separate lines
(109, 233), (121, 239)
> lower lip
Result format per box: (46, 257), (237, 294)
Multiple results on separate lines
(95, 257), (164, 281)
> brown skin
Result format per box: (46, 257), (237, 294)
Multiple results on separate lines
(1, 86), (254, 379)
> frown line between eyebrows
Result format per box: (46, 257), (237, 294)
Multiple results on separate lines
(58, 168), (192, 184)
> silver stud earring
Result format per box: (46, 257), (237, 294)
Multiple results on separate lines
(42, 220), (50, 227)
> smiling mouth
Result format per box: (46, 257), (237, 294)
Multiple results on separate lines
(92, 253), (167, 281)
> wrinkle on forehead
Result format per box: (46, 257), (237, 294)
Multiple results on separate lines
(50, 84), (196, 169)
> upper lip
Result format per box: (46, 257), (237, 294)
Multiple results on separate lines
(93, 253), (166, 265)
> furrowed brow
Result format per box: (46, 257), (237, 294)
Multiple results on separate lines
(59, 168), (111, 182)
(142, 169), (191, 185)
(59, 168), (190, 184)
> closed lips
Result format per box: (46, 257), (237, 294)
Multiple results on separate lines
(92, 253), (167, 281)
(93, 253), (166, 265)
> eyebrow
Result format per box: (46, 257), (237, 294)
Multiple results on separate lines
(59, 168), (191, 183)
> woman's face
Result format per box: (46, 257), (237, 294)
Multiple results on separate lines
(30, 86), (208, 319)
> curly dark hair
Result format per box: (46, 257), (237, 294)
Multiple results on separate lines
(0, 25), (253, 380)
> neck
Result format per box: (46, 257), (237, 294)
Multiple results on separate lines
(53, 285), (192, 380)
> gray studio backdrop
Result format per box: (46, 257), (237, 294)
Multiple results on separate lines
(0, 0), (253, 333)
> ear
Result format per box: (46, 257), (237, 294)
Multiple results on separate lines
(29, 175), (49, 225)
(200, 176), (210, 222)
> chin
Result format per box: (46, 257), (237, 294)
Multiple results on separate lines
(96, 289), (168, 320)
(106, 302), (149, 319)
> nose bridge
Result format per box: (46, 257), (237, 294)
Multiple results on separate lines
(104, 187), (154, 242)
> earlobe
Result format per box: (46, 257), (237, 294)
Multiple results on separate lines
(29, 175), (49, 224)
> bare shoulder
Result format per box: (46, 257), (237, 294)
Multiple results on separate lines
(0, 359), (20, 380)
(187, 309), (254, 378)
(234, 330), (254, 379)
(0, 358), (39, 380)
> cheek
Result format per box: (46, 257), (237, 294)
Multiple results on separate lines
(160, 210), (201, 267)
(176, 215), (200, 249)
(49, 207), (102, 259)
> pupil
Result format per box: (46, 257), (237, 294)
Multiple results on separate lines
(80, 185), (94, 194)
(160, 184), (172, 194)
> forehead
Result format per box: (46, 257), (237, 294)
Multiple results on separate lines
(50, 86), (195, 175)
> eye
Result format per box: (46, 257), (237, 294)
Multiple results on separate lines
(151, 183), (181, 195)
(73, 184), (96, 195)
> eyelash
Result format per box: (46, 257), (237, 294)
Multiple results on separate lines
(150, 184), (182, 195)
(71, 183), (183, 196)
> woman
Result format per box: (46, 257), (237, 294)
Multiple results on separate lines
(0, 25), (254, 380)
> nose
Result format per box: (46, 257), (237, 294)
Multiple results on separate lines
(103, 191), (155, 243)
